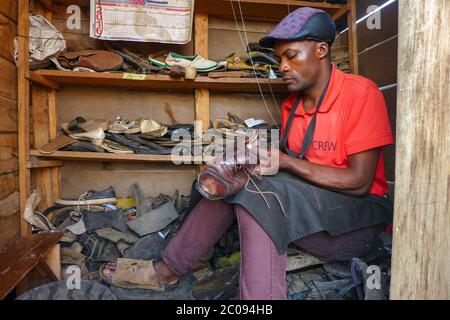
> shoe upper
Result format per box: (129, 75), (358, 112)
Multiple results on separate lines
(166, 52), (218, 71)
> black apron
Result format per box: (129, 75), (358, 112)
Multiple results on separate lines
(194, 78), (393, 254)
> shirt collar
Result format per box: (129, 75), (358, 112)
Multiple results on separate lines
(285, 64), (345, 116)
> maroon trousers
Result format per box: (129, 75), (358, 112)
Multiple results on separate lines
(162, 198), (382, 300)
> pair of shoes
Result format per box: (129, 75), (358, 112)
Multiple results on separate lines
(55, 186), (117, 205)
(150, 52), (218, 72)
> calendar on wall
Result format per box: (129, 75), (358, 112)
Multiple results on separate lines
(90, 0), (194, 43)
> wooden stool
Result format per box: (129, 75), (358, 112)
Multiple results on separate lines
(0, 232), (62, 299)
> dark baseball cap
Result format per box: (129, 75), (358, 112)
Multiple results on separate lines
(259, 7), (336, 48)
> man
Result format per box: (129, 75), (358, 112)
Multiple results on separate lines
(101, 7), (394, 300)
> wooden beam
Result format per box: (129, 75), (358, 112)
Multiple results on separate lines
(29, 150), (209, 164)
(18, 0), (31, 236)
(194, 12), (210, 138)
(36, 0), (53, 12)
(48, 90), (57, 139)
(347, 0), (358, 74)
(27, 159), (63, 169)
(390, 0), (450, 300)
(47, 89), (61, 204)
(332, 4), (350, 21)
(29, 70), (288, 93)
(29, 72), (60, 91)
(30, 85), (60, 211)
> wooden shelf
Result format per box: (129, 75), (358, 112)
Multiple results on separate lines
(29, 70), (288, 94)
(30, 150), (205, 164)
(196, 0), (345, 22)
(48, 0), (345, 22)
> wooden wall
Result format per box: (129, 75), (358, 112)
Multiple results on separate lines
(337, 0), (398, 198)
(0, 1), (20, 250)
(390, 0), (449, 299)
(51, 4), (282, 199)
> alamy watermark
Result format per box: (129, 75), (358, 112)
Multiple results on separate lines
(65, 265), (81, 289)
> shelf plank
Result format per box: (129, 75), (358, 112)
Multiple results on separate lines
(30, 70), (288, 93)
(196, 0), (344, 22)
(51, 0), (344, 21)
(27, 159), (63, 169)
(30, 150), (205, 164)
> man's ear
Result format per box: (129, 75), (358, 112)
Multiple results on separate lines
(317, 42), (330, 60)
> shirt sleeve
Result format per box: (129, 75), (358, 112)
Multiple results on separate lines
(344, 85), (394, 156)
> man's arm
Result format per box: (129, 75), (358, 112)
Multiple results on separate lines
(279, 148), (381, 197)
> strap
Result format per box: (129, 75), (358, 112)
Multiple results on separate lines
(280, 76), (332, 160)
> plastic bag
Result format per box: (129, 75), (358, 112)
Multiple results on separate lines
(14, 14), (66, 67)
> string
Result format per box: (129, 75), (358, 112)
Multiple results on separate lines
(230, 1), (282, 127)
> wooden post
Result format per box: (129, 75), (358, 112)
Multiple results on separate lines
(194, 12), (210, 136)
(347, 0), (358, 74)
(18, 0), (31, 236)
(391, 0), (450, 300)
(30, 86), (60, 211)
(194, 12), (209, 171)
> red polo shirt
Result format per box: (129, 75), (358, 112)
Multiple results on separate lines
(281, 65), (394, 196)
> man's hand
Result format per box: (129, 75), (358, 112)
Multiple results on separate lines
(247, 143), (285, 176)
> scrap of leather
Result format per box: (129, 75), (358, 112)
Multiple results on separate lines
(57, 50), (124, 72)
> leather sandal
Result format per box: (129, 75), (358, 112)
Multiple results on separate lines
(100, 258), (164, 291)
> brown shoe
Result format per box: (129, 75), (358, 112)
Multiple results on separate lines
(197, 163), (249, 200)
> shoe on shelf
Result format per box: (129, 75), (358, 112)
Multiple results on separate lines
(64, 117), (109, 133)
(62, 125), (105, 145)
(56, 50), (124, 72)
(148, 51), (170, 69)
(139, 118), (168, 137)
(62, 117), (108, 145)
(62, 141), (105, 153)
(226, 53), (271, 72)
(108, 116), (141, 134)
(165, 52), (218, 72)
(39, 135), (77, 154)
(245, 51), (279, 69)
(55, 186), (117, 205)
(99, 140), (134, 154)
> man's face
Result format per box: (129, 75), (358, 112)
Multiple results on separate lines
(274, 40), (323, 93)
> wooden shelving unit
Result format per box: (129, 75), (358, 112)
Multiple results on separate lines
(29, 70), (288, 93)
(19, 0), (359, 236)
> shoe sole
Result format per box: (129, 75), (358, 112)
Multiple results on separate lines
(55, 198), (118, 205)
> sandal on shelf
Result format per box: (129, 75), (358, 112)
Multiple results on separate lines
(100, 258), (165, 291)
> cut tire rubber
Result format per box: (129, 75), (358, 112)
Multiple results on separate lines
(16, 280), (117, 300)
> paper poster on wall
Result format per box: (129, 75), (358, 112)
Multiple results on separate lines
(90, 0), (194, 43)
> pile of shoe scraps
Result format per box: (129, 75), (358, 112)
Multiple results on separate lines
(22, 183), (240, 299)
(24, 182), (392, 300)
(38, 113), (279, 157)
(25, 14), (351, 80)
